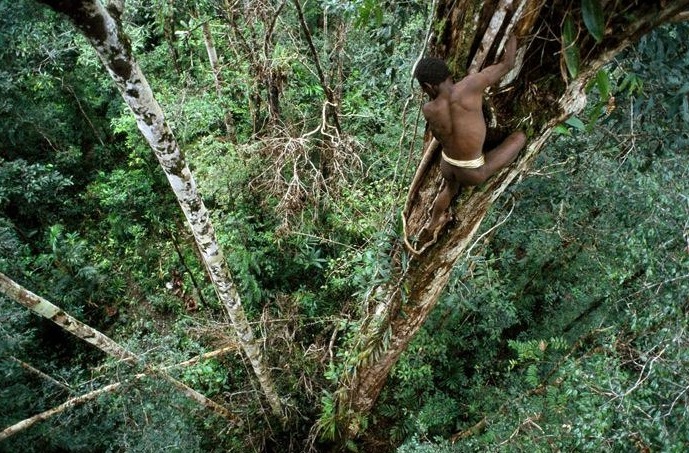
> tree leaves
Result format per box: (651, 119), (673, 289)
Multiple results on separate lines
(582, 0), (605, 44)
(562, 15), (580, 79)
(562, 1), (606, 80)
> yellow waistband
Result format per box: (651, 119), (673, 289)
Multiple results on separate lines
(442, 152), (485, 168)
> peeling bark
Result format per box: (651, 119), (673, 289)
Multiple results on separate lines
(35, 0), (284, 418)
(336, 0), (689, 435)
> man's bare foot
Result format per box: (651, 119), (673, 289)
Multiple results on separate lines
(416, 211), (451, 250)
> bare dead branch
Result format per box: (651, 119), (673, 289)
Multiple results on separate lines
(8, 356), (72, 393)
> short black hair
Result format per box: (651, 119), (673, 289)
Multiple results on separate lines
(414, 57), (451, 85)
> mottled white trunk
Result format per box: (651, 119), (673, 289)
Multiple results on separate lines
(38, 0), (282, 417)
(0, 271), (237, 422)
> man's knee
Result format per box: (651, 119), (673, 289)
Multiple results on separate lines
(460, 169), (489, 186)
(510, 130), (527, 149)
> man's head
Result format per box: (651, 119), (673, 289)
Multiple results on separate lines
(414, 58), (451, 99)
(414, 57), (451, 95)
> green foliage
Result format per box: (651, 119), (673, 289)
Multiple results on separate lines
(0, 159), (73, 226)
(181, 359), (229, 397)
(9, 0), (688, 451)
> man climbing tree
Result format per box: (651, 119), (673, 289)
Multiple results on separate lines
(414, 35), (527, 248)
(333, 0), (689, 441)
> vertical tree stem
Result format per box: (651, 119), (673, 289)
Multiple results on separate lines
(37, 0), (284, 418)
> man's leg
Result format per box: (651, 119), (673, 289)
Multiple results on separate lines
(429, 178), (460, 228)
(482, 131), (527, 176)
(419, 177), (461, 245)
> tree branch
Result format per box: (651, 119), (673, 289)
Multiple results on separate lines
(0, 381), (123, 441)
(291, 0), (342, 134)
(8, 356), (72, 393)
(0, 271), (238, 423)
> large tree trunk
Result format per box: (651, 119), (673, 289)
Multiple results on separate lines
(335, 0), (689, 435)
(36, 0), (284, 417)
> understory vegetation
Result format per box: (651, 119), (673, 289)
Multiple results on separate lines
(1, 0), (687, 451)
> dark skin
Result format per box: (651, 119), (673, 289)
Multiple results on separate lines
(418, 35), (526, 239)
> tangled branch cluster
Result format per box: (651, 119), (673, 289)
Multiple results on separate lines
(250, 126), (363, 225)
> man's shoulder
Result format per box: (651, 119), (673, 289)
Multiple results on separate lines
(449, 77), (486, 107)
(453, 74), (489, 93)
(422, 98), (447, 114)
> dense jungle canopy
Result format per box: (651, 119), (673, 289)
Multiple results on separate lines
(1, 0), (688, 451)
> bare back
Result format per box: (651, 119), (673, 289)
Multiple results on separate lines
(420, 36), (517, 161)
(422, 75), (488, 160)
(410, 36), (524, 248)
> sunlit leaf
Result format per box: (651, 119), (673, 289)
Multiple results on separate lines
(565, 116), (586, 130)
(596, 69), (611, 99)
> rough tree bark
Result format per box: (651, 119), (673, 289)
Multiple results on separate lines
(35, 0), (284, 417)
(334, 0), (689, 435)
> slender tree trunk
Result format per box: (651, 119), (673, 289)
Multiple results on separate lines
(36, 0), (284, 417)
(0, 271), (238, 422)
(161, 0), (181, 75)
(222, 0), (285, 132)
(170, 230), (208, 308)
(263, 2), (286, 125)
(201, 20), (236, 139)
(292, 0), (342, 135)
(333, 0), (689, 435)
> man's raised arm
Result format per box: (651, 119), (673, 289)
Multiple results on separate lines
(475, 35), (517, 88)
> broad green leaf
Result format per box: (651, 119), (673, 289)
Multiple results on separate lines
(562, 15), (580, 79)
(554, 124), (571, 136)
(596, 69), (611, 99)
(565, 116), (586, 130)
(582, 0), (605, 43)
